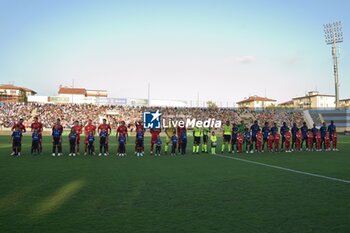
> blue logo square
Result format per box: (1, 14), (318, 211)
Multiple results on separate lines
(143, 110), (162, 129)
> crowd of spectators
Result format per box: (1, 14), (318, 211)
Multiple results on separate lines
(0, 103), (304, 130)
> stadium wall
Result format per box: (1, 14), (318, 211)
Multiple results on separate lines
(310, 109), (350, 133)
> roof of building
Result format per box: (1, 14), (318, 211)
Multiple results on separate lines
(58, 87), (86, 95)
(278, 100), (294, 105)
(237, 96), (276, 104)
(0, 84), (36, 94)
(292, 93), (335, 100)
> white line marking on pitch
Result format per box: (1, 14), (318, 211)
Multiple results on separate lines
(215, 154), (350, 184)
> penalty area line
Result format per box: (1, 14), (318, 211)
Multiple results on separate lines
(215, 154), (350, 185)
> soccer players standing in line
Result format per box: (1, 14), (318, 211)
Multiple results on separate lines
(68, 128), (77, 156)
(221, 120), (232, 154)
(11, 126), (22, 156)
(150, 128), (161, 155)
(52, 118), (63, 134)
(180, 128), (187, 155)
(155, 135), (162, 156)
(256, 129), (263, 153)
(31, 117), (43, 153)
(99, 128), (108, 156)
(177, 124), (187, 153)
(98, 119), (111, 155)
(311, 124), (318, 150)
(118, 133), (127, 156)
(136, 128), (144, 156)
(320, 122), (327, 150)
(291, 123), (298, 151)
(274, 130), (280, 152)
(210, 131), (217, 155)
(261, 122), (270, 152)
(244, 128), (252, 153)
(117, 121), (128, 152)
(31, 129), (40, 155)
(164, 122), (175, 154)
(193, 126), (201, 154)
(231, 123), (239, 154)
(84, 119), (96, 155)
(87, 131), (95, 155)
(315, 130), (322, 151)
(270, 122), (278, 138)
(295, 129), (302, 152)
(201, 127), (209, 153)
(300, 122), (308, 151)
(284, 128), (292, 153)
(72, 121), (83, 155)
(171, 132), (178, 156)
(250, 120), (260, 153)
(134, 120), (144, 154)
(280, 122), (289, 151)
(307, 129), (314, 151)
(52, 124), (62, 156)
(327, 120), (337, 151)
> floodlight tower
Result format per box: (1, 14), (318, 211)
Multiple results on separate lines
(324, 21), (343, 108)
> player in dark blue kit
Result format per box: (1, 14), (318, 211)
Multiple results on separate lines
(300, 122), (308, 151)
(11, 126), (22, 156)
(270, 123), (278, 137)
(118, 133), (126, 156)
(99, 128), (108, 156)
(171, 132), (178, 156)
(244, 128), (252, 154)
(311, 123), (318, 149)
(327, 120), (336, 143)
(68, 128), (77, 156)
(291, 123), (299, 151)
(180, 128), (187, 155)
(31, 129), (40, 155)
(250, 120), (260, 152)
(280, 122), (289, 151)
(320, 122), (327, 150)
(136, 129), (144, 156)
(261, 122), (270, 152)
(231, 123), (239, 153)
(52, 124), (62, 156)
(155, 135), (162, 156)
(87, 131), (95, 155)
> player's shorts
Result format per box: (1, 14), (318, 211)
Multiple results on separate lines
(137, 140), (144, 148)
(245, 139), (251, 144)
(194, 136), (201, 144)
(223, 135), (231, 143)
(211, 142), (217, 147)
(263, 138), (268, 143)
(203, 135), (208, 143)
(13, 141), (21, 147)
(100, 137), (107, 145)
(53, 137), (60, 145)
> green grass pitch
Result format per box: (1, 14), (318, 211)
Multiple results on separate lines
(0, 135), (349, 233)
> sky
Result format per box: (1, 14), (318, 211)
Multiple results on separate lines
(0, 0), (349, 105)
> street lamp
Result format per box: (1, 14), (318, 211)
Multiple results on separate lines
(324, 21), (343, 108)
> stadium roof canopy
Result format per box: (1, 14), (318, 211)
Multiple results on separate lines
(237, 95), (276, 104)
(58, 87), (86, 95)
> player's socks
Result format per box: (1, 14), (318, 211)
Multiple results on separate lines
(228, 144), (231, 152)
(196, 145), (199, 153)
(165, 145), (168, 152)
(193, 146), (196, 153)
(204, 144), (207, 152)
(221, 144), (225, 152)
